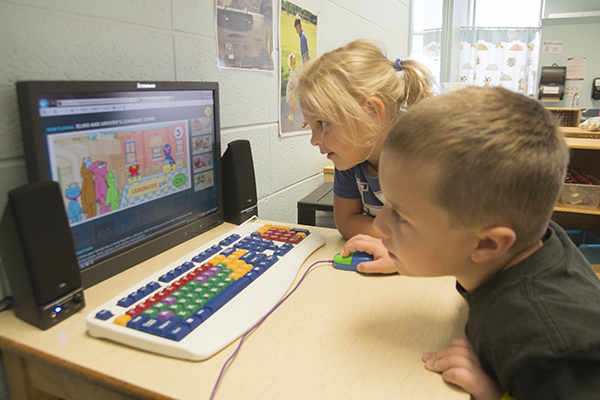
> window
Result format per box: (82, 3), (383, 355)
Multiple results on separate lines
(410, 0), (443, 85)
(410, 0), (544, 95)
(124, 140), (136, 165)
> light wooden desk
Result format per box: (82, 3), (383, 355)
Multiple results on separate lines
(324, 164), (334, 182)
(0, 222), (469, 400)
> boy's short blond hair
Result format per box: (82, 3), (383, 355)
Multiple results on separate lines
(385, 86), (569, 251)
(296, 39), (436, 149)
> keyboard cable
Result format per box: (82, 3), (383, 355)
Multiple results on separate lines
(210, 258), (333, 400)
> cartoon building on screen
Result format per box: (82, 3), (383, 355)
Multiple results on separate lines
(49, 121), (192, 225)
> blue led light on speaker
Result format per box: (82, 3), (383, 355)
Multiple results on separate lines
(54, 306), (62, 314)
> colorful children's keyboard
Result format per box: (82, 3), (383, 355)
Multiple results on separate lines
(86, 222), (326, 361)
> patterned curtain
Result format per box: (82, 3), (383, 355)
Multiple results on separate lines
(459, 28), (540, 96)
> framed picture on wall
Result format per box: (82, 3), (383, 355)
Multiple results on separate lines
(216, 0), (275, 71)
(279, 0), (318, 137)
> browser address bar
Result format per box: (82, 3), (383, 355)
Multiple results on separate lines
(56, 97), (140, 106)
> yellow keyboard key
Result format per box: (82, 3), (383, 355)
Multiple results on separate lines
(229, 272), (244, 280)
(211, 254), (226, 264)
(113, 315), (131, 327)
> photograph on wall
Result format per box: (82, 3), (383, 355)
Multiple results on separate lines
(279, 0), (318, 137)
(215, 0), (274, 71)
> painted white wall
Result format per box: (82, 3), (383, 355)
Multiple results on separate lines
(0, 0), (410, 305)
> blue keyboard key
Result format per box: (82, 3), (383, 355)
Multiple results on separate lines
(258, 255), (278, 268)
(166, 325), (190, 341)
(243, 270), (261, 281)
(117, 297), (134, 307)
(159, 272), (174, 282)
(244, 252), (267, 265)
(204, 277), (251, 313)
(139, 318), (160, 333)
(220, 247), (236, 257)
(219, 234), (239, 246)
(126, 314), (149, 329)
(250, 266), (266, 276)
(131, 291), (144, 302)
(182, 316), (202, 330)
(193, 308), (212, 322)
(171, 268), (183, 278)
(152, 317), (181, 337)
(147, 281), (160, 291)
(95, 309), (114, 320)
(174, 266), (185, 275)
(192, 253), (207, 263)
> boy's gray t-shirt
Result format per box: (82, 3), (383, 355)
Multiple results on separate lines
(458, 220), (600, 399)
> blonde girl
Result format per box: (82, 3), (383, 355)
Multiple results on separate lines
(295, 39), (436, 273)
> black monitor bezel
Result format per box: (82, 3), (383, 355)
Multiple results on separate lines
(16, 80), (224, 288)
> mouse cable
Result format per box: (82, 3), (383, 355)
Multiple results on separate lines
(210, 259), (333, 400)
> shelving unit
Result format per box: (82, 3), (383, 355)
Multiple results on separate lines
(553, 130), (600, 260)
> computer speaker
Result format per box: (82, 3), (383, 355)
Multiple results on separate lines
(222, 140), (258, 224)
(0, 181), (85, 330)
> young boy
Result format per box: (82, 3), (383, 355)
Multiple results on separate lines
(347, 86), (600, 399)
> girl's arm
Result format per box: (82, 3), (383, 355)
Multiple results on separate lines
(333, 195), (382, 239)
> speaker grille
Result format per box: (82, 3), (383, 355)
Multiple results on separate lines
(6, 181), (81, 305)
(222, 140), (258, 223)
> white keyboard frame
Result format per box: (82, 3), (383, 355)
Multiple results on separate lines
(85, 222), (325, 361)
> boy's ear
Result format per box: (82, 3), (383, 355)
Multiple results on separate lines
(471, 226), (516, 264)
(364, 96), (386, 124)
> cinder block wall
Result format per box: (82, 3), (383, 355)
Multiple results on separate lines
(0, 0), (410, 300)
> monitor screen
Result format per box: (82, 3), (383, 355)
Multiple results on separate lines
(16, 81), (224, 288)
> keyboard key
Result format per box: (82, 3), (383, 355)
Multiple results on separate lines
(157, 310), (175, 321)
(126, 315), (148, 329)
(182, 316), (202, 330)
(139, 318), (160, 333)
(166, 325), (191, 341)
(113, 315), (132, 327)
(152, 317), (181, 337)
(95, 309), (114, 320)
(193, 308), (212, 322)
(204, 276), (251, 313)
(117, 297), (134, 308)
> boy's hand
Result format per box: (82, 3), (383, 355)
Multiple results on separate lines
(422, 337), (503, 400)
(343, 234), (397, 274)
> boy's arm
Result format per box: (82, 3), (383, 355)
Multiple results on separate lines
(423, 337), (504, 400)
(333, 195), (382, 239)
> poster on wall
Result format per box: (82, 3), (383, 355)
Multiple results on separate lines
(215, 0), (274, 71)
(279, 0), (318, 137)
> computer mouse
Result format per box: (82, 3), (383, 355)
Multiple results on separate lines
(333, 250), (374, 271)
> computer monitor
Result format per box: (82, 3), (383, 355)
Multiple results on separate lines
(16, 81), (224, 288)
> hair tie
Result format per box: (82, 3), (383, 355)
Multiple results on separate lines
(394, 58), (403, 71)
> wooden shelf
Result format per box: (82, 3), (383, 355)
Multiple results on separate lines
(554, 203), (600, 215)
(564, 136), (600, 149)
(554, 129), (600, 216)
